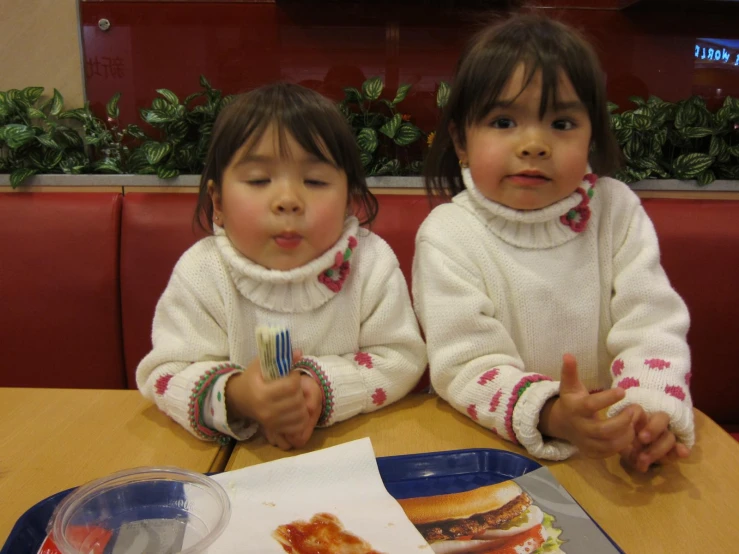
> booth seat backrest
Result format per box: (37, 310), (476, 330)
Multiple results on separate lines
(120, 193), (206, 387)
(365, 194), (434, 286)
(642, 198), (739, 426)
(118, 193), (739, 429)
(0, 192), (126, 388)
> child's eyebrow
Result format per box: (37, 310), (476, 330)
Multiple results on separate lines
(551, 100), (587, 111)
(233, 153), (272, 166)
(487, 99), (587, 112)
(233, 153), (338, 168)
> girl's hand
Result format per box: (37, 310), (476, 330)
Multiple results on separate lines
(284, 375), (323, 448)
(619, 411), (691, 472)
(225, 356), (308, 435)
(539, 354), (641, 457)
(263, 428), (294, 451)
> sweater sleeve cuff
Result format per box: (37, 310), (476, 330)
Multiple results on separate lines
(512, 379), (578, 461)
(607, 388), (695, 449)
(294, 355), (365, 427)
(203, 371), (258, 441)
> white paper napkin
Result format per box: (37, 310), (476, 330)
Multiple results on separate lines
(204, 438), (430, 553)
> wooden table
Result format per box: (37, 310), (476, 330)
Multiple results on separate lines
(228, 394), (739, 553)
(0, 388), (231, 545)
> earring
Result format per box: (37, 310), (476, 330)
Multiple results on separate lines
(459, 160), (469, 169)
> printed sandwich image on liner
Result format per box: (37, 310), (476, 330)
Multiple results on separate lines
(397, 467), (623, 554)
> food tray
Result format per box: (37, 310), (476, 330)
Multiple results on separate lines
(3, 449), (621, 553)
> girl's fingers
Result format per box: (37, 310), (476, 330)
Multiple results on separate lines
(638, 411), (670, 444)
(274, 406), (308, 428)
(559, 354), (587, 397)
(270, 371), (303, 397)
(276, 419), (309, 436)
(637, 430), (676, 472)
(675, 442), (691, 458)
(620, 444), (642, 470)
(264, 429), (292, 451)
(580, 387), (626, 415)
(595, 405), (637, 439)
(649, 441), (690, 467)
(286, 425), (314, 449)
(657, 447), (680, 465)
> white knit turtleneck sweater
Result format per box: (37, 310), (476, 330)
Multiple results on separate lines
(413, 169), (694, 460)
(137, 216), (427, 442)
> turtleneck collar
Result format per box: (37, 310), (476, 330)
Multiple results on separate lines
(455, 167), (597, 249)
(214, 217), (360, 313)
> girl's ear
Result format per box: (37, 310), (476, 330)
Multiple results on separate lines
(208, 179), (223, 222)
(448, 122), (467, 166)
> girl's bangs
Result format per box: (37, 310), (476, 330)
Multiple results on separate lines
(469, 51), (568, 124)
(274, 116), (339, 168)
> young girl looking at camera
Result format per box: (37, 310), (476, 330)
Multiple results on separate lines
(137, 83), (426, 450)
(414, 15), (693, 471)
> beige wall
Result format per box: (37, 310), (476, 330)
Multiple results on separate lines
(0, 0), (84, 107)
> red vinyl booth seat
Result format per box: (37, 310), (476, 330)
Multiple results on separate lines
(7, 190), (734, 438)
(120, 193), (206, 387)
(0, 193), (126, 388)
(642, 199), (739, 429)
(366, 194), (434, 288)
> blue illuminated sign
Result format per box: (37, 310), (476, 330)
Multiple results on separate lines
(695, 44), (739, 65)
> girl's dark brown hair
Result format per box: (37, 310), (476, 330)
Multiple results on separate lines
(195, 82), (378, 232)
(424, 14), (621, 198)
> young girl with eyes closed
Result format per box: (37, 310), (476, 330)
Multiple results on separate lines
(137, 83), (426, 450)
(414, 15), (694, 471)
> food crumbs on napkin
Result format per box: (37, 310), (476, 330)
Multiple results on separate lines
(273, 513), (384, 554)
(203, 438), (429, 553)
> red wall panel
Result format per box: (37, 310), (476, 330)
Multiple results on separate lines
(79, 2), (739, 128)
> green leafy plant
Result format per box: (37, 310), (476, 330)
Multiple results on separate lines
(138, 75), (233, 179)
(611, 95), (739, 185)
(62, 93), (151, 175)
(0, 76), (231, 186)
(339, 77), (425, 176)
(425, 81), (451, 149)
(0, 87), (88, 187)
(5, 79), (737, 189)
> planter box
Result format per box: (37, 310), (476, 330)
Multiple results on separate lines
(629, 179), (739, 192)
(1, 174), (737, 191)
(0, 174), (425, 189)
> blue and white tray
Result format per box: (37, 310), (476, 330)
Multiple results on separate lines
(2, 448), (622, 554)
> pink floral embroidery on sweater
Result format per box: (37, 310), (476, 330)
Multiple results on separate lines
(645, 358), (671, 370)
(560, 174), (596, 233)
(318, 236), (357, 292)
(685, 372), (692, 386)
(583, 173), (597, 186)
(612, 359), (624, 377)
(154, 374), (174, 395)
(617, 377), (640, 390)
(478, 368), (499, 386)
(665, 385), (686, 401)
(489, 390), (503, 412)
(354, 352), (373, 369)
(467, 404), (478, 421)
(372, 388), (387, 406)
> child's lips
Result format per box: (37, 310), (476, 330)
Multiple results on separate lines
(274, 233), (302, 249)
(507, 172), (550, 186)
